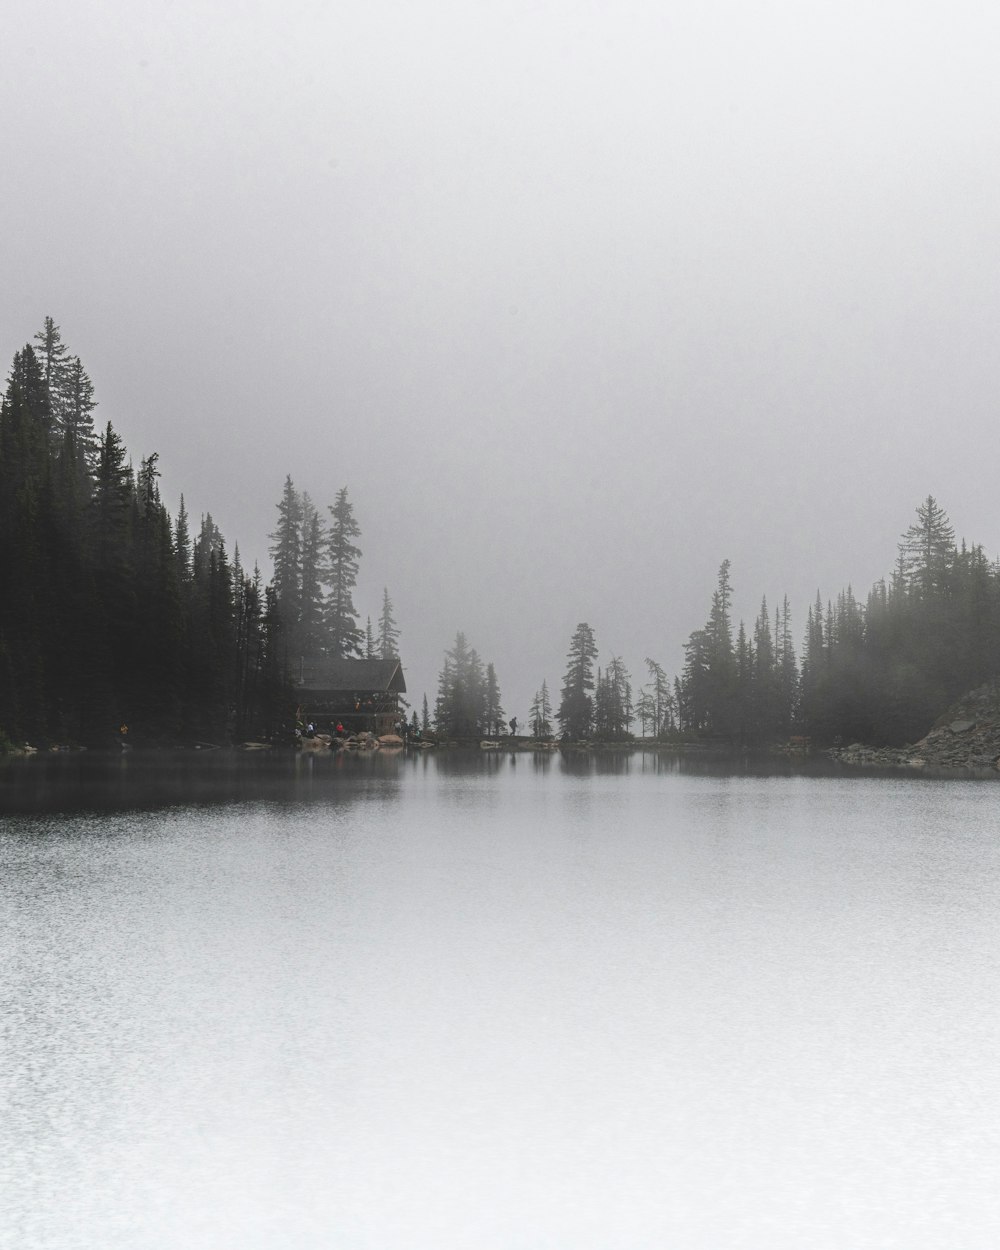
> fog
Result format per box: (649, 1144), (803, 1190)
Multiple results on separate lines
(4, 0), (999, 718)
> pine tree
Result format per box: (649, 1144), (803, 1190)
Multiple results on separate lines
(483, 662), (504, 736)
(677, 628), (710, 732)
(558, 622), (598, 738)
(184, 520), (238, 740)
(32, 317), (68, 433)
(89, 424), (141, 735)
(468, 648), (486, 734)
(192, 512), (224, 581)
(326, 486), (363, 658)
(434, 632), (487, 737)
(7, 346), (50, 441)
(899, 496), (955, 601)
(298, 492), (325, 656)
(636, 689), (655, 737)
(378, 587), (400, 659)
(258, 584), (290, 738)
(705, 560), (738, 735)
(598, 656), (632, 739)
(91, 422), (134, 584)
(130, 452), (182, 735)
(233, 564), (264, 740)
(735, 620), (753, 746)
(175, 494), (192, 584)
(799, 592), (827, 738)
(269, 475), (302, 657)
(62, 357), (98, 461)
(644, 658), (674, 736)
(708, 559), (734, 656)
(776, 595), (798, 736)
(751, 595), (779, 743)
(676, 561), (738, 737)
(529, 679), (553, 737)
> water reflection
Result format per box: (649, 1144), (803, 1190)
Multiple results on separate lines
(0, 748), (408, 814)
(0, 745), (960, 816)
(557, 749), (634, 776)
(430, 748), (512, 778)
(555, 748), (853, 780)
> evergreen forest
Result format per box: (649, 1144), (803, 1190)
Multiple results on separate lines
(490, 497), (1000, 750)
(431, 506), (1000, 750)
(0, 320), (397, 751)
(4, 318), (1000, 753)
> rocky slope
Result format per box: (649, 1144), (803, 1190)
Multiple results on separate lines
(828, 681), (1000, 775)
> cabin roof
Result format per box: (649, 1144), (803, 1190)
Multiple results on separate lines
(296, 655), (406, 694)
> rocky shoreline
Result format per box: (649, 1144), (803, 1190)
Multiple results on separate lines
(827, 682), (1000, 776)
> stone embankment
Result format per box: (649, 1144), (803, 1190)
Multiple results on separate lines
(828, 682), (1000, 775)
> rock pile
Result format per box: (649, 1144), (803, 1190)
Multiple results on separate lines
(831, 742), (922, 770)
(829, 681), (1000, 775)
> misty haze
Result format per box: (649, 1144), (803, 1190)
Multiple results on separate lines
(4, 1), (1000, 1246)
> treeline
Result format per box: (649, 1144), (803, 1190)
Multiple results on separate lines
(431, 621), (674, 742)
(799, 499), (1000, 744)
(7, 318), (997, 753)
(676, 497), (1000, 747)
(435, 497), (1000, 749)
(0, 320), (294, 748)
(552, 622), (673, 741)
(6, 330), (524, 758)
(0, 317), (407, 749)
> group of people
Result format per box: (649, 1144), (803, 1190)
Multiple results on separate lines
(294, 715), (521, 744)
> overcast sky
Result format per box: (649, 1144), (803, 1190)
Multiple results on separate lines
(4, 0), (1000, 718)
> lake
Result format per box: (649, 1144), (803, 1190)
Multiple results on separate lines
(2, 750), (999, 1248)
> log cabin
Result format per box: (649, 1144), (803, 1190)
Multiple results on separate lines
(294, 656), (406, 736)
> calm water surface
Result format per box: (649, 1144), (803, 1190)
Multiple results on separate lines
(2, 751), (999, 1249)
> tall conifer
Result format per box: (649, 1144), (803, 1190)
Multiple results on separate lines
(326, 486), (362, 658)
